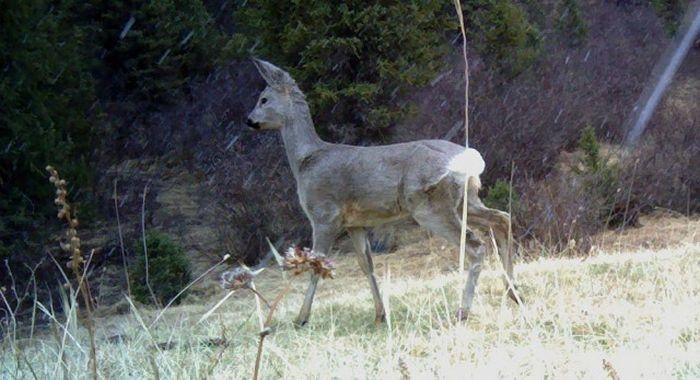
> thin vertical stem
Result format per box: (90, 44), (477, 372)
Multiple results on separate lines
(453, 0), (471, 287)
(508, 162), (515, 258)
(453, 0), (470, 147)
(141, 182), (159, 306)
(114, 180), (131, 297)
(252, 333), (267, 380)
(250, 281), (265, 330)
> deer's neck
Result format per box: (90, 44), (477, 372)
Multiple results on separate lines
(281, 102), (324, 178)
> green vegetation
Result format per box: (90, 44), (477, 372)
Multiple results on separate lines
(464, 0), (542, 76)
(650, 0), (689, 35)
(1, 0), (227, 260)
(557, 0), (588, 46)
(574, 126), (622, 226)
(130, 231), (191, 305)
(484, 179), (520, 212)
(577, 126), (604, 171)
(231, 0), (547, 137)
(82, 0), (228, 102)
(234, 0), (452, 138)
(0, 0), (95, 259)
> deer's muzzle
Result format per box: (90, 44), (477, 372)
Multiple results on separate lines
(246, 118), (261, 130)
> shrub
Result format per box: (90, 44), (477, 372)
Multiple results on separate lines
(130, 231), (191, 305)
(573, 127), (631, 228)
(557, 0), (588, 46)
(464, 0), (542, 77)
(514, 127), (644, 256)
(484, 179), (520, 212)
(517, 175), (600, 255)
(577, 126), (602, 171)
(649, 0), (688, 35)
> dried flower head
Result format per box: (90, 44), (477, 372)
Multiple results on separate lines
(220, 266), (264, 290)
(46, 166), (83, 273)
(283, 246), (334, 279)
(602, 359), (620, 380)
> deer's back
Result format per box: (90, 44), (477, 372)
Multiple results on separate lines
(296, 140), (465, 227)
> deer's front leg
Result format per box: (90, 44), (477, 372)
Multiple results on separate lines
(349, 228), (385, 324)
(295, 223), (337, 327)
(458, 242), (486, 321)
(295, 273), (320, 328)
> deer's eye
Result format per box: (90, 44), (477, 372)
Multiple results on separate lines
(261, 97), (268, 104)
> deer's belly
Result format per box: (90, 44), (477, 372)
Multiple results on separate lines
(340, 201), (409, 227)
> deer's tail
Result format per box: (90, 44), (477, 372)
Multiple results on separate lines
(447, 148), (484, 190)
(447, 148), (485, 177)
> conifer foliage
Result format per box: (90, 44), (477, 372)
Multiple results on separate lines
(1, 0), (95, 259)
(1, 0), (227, 265)
(234, 1), (452, 139)
(83, 0), (226, 102)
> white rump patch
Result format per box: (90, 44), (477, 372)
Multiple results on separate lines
(447, 148), (485, 177)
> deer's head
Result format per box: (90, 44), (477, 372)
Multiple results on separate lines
(246, 59), (303, 130)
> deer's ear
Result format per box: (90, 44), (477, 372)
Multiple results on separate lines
(252, 58), (297, 91)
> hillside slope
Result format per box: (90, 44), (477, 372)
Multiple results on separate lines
(4, 217), (698, 378)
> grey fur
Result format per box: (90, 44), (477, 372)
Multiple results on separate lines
(246, 59), (521, 325)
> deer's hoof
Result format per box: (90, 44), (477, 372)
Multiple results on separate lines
(456, 307), (469, 322)
(293, 319), (309, 329)
(375, 313), (386, 325)
(507, 287), (525, 304)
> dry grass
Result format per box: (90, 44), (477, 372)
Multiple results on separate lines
(2, 218), (699, 379)
(593, 209), (699, 252)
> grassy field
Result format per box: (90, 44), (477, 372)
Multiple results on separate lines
(2, 216), (699, 379)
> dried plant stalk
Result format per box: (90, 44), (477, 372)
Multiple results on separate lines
(46, 165), (97, 380)
(452, 0), (472, 314)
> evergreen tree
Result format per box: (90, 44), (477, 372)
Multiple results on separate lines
(464, 0), (541, 76)
(235, 1), (452, 140)
(82, 0), (227, 102)
(0, 0), (96, 259)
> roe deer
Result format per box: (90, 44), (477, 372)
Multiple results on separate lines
(245, 59), (521, 326)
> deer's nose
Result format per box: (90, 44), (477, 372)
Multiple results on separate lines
(246, 118), (260, 130)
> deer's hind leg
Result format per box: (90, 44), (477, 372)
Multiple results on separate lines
(349, 228), (386, 324)
(412, 204), (485, 321)
(295, 223), (338, 327)
(466, 199), (523, 304)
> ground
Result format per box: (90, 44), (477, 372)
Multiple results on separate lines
(2, 213), (698, 378)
